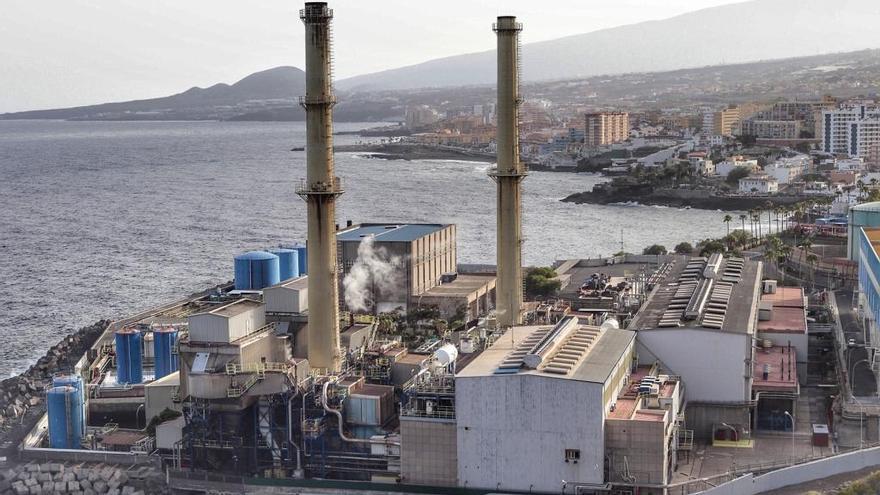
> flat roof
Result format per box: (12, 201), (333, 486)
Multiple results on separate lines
(266, 275), (308, 290)
(628, 255), (761, 334)
(759, 306), (807, 334)
(419, 274), (496, 298)
(761, 287), (805, 308)
(753, 345), (798, 392)
(336, 223), (449, 243)
(195, 298), (263, 318)
(456, 323), (635, 384)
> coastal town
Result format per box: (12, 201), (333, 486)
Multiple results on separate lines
(7, 2), (880, 495)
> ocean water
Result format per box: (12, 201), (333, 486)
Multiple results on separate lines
(0, 120), (733, 376)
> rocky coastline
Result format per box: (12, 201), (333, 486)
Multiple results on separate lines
(334, 143), (496, 162)
(562, 186), (808, 211)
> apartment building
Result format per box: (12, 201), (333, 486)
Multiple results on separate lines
(585, 112), (630, 147)
(820, 103), (880, 162)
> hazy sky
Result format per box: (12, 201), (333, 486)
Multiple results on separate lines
(1, 0), (744, 113)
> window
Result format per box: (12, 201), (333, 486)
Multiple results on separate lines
(564, 449), (580, 463)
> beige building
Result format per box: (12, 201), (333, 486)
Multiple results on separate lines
(337, 224), (459, 313)
(713, 106), (741, 136)
(585, 112), (630, 147)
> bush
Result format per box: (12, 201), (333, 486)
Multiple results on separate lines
(725, 166), (751, 185)
(674, 242), (694, 254)
(525, 267), (561, 299)
(643, 244), (668, 255)
(699, 239), (726, 256)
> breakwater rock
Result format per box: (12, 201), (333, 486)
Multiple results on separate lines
(0, 462), (167, 495)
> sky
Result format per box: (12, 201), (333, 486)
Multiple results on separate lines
(0, 0), (744, 113)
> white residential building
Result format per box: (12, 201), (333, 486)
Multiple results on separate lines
(820, 103), (880, 162)
(739, 175), (779, 194)
(689, 157), (715, 176)
(837, 157), (866, 172)
(764, 155), (808, 185)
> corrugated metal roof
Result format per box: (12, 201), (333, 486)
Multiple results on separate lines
(336, 224), (448, 242)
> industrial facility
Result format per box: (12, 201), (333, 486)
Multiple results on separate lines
(11, 4), (820, 495)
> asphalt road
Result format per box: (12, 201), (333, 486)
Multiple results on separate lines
(836, 290), (877, 397)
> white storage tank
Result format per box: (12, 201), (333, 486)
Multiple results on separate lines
(433, 343), (459, 366)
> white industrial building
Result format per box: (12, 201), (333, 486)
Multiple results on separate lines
(629, 255), (763, 437)
(455, 316), (636, 492)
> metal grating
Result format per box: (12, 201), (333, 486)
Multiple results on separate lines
(700, 282), (733, 329)
(494, 327), (552, 374)
(542, 325), (603, 375)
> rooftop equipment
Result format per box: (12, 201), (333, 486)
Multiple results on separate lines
(433, 343), (459, 367)
(115, 328), (143, 385)
(47, 386), (83, 449)
(52, 374), (85, 436)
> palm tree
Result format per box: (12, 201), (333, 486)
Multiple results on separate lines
(723, 214), (732, 236)
(800, 238), (813, 281)
(751, 210), (762, 241)
(765, 201), (774, 236)
(739, 213), (747, 233)
(806, 252), (819, 292)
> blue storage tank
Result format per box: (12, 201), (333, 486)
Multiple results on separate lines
(234, 251), (281, 290)
(115, 328), (143, 385)
(48, 386), (83, 449)
(294, 245), (307, 275)
(52, 375), (85, 435)
(270, 248), (300, 281)
(153, 327), (179, 380)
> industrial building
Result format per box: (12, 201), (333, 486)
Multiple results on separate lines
(629, 255), (764, 438)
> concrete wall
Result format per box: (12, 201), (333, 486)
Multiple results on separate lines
(685, 402), (751, 440)
(637, 329), (750, 402)
(606, 416), (670, 485)
(456, 374), (605, 492)
(400, 417), (457, 486)
(697, 445), (880, 495)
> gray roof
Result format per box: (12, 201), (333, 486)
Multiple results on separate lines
(336, 223), (449, 242)
(457, 324), (635, 384)
(628, 255), (761, 334)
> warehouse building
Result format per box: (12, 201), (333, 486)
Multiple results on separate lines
(454, 316), (636, 492)
(629, 255), (763, 438)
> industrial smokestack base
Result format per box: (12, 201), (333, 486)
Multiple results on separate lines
(490, 15), (526, 329)
(298, 1), (342, 372)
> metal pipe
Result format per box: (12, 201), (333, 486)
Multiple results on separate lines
(321, 378), (400, 446)
(491, 16), (527, 329)
(288, 394), (302, 474)
(299, 1), (342, 372)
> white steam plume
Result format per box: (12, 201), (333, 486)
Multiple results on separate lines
(343, 235), (403, 313)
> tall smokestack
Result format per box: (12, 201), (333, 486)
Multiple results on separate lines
(491, 16), (526, 328)
(299, 2), (341, 372)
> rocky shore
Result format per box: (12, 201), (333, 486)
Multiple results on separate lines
(0, 462), (167, 495)
(334, 143), (496, 162)
(562, 188), (807, 211)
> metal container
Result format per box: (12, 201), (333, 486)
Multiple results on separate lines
(294, 245), (307, 275)
(153, 326), (179, 380)
(115, 328), (143, 385)
(234, 251), (281, 290)
(270, 248), (300, 281)
(52, 375), (85, 435)
(433, 343), (459, 366)
(47, 386), (83, 449)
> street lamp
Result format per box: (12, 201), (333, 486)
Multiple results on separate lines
(783, 411), (795, 462)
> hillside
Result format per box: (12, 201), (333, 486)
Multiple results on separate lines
(337, 0), (880, 92)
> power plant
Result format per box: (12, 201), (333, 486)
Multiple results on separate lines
(8, 4), (815, 495)
(298, 1), (343, 372)
(490, 16), (527, 329)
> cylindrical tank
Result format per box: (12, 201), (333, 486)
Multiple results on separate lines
(153, 326), (179, 380)
(142, 331), (155, 359)
(234, 251), (281, 290)
(47, 386), (83, 449)
(433, 343), (459, 366)
(600, 317), (620, 331)
(848, 202), (880, 260)
(115, 328), (143, 385)
(294, 245), (307, 275)
(270, 248), (300, 281)
(52, 375), (85, 436)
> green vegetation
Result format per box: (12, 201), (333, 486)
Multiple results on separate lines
(835, 470), (880, 495)
(698, 239), (725, 256)
(725, 166), (751, 185)
(642, 244), (668, 255)
(674, 242), (694, 254)
(146, 408), (182, 436)
(525, 267), (562, 299)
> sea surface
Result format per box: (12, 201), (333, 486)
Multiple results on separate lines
(0, 120), (735, 376)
